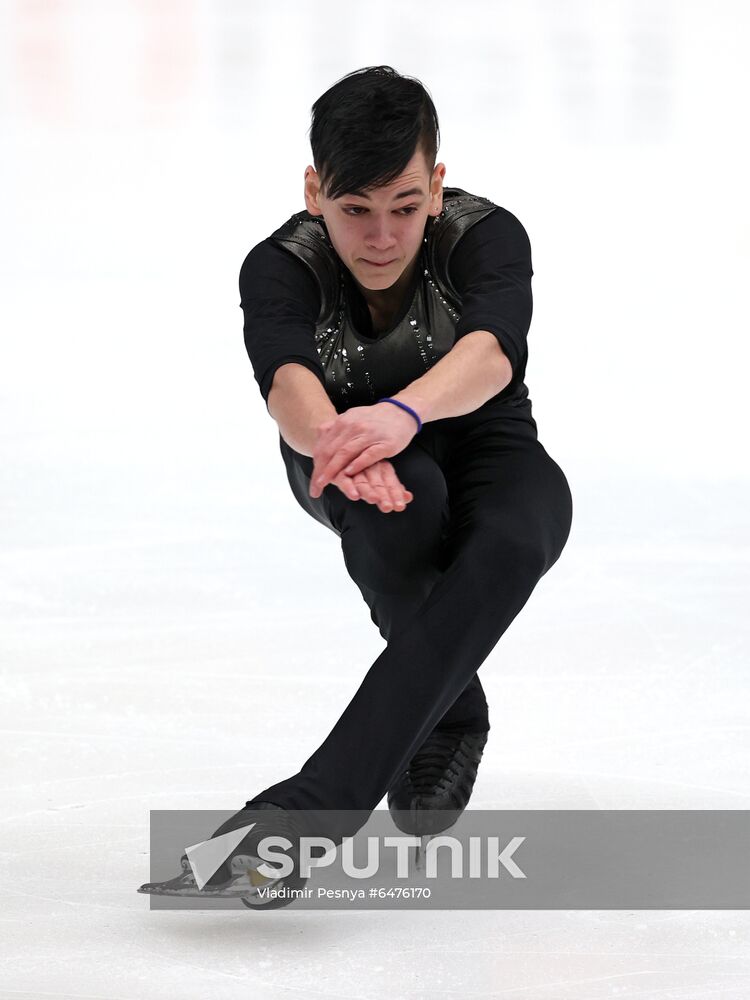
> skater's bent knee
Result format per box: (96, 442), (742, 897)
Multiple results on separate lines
(341, 522), (442, 594)
(466, 520), (551, 579)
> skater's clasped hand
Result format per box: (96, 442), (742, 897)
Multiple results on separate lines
(309, 402), (418, 511)
(329, 459), (413, 513)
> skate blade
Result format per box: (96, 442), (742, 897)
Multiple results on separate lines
(138, 854), (282, 899)
(414, 834), (434, 873)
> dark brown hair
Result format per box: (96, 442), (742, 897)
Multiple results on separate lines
(308, 65), (440, 200)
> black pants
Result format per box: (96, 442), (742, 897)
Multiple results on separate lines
(247, 404), (573, 842)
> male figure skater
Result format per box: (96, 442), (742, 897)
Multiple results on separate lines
(139, 65), (573, 909)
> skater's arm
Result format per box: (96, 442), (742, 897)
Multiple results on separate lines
(267, 363), (338, 458)
(386, 330), (513, 425)
(387, 206), (531, 424)
(449, 206), (534, 381)
(239, 241), (327, 412)
(308, 333), (512, 495)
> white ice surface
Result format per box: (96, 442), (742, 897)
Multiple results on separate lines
(1, 1), (750, 998)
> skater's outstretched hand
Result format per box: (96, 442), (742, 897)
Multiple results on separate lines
(309, 402), (418, 499)
(329, 458), (414, 513)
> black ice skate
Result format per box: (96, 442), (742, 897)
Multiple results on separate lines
(388, 729), (489, 870)
(137, 802), (308, 910)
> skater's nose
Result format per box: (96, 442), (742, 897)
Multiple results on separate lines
(363, 216), (397, 250)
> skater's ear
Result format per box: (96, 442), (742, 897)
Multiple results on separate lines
(304, 166), (324, 217)
(428, 160), (446, 217)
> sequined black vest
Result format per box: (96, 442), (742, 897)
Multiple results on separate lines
(269, 186), (521, 413)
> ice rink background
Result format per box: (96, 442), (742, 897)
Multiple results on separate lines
(1, 0), (749, 997)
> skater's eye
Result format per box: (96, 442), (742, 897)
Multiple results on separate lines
(343, 206), (418, 216)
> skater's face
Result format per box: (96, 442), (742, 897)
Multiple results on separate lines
(304, 148), (445, 297)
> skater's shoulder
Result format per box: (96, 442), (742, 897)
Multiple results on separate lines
(425, 188), (531, 291)
(238, 231), (321, 309)
(243, 207), (339, 291)
(438, 187), (529, 240)
(267, 206), (330, 245)
(239, 231), (310, 277)
(437, 191), (532, 281)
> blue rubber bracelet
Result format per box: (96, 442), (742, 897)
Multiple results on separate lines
(377, 397), (422, 433)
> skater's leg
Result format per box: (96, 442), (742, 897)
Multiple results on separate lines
(250, 421), (573, 843)
(281, 434), (491, 734)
